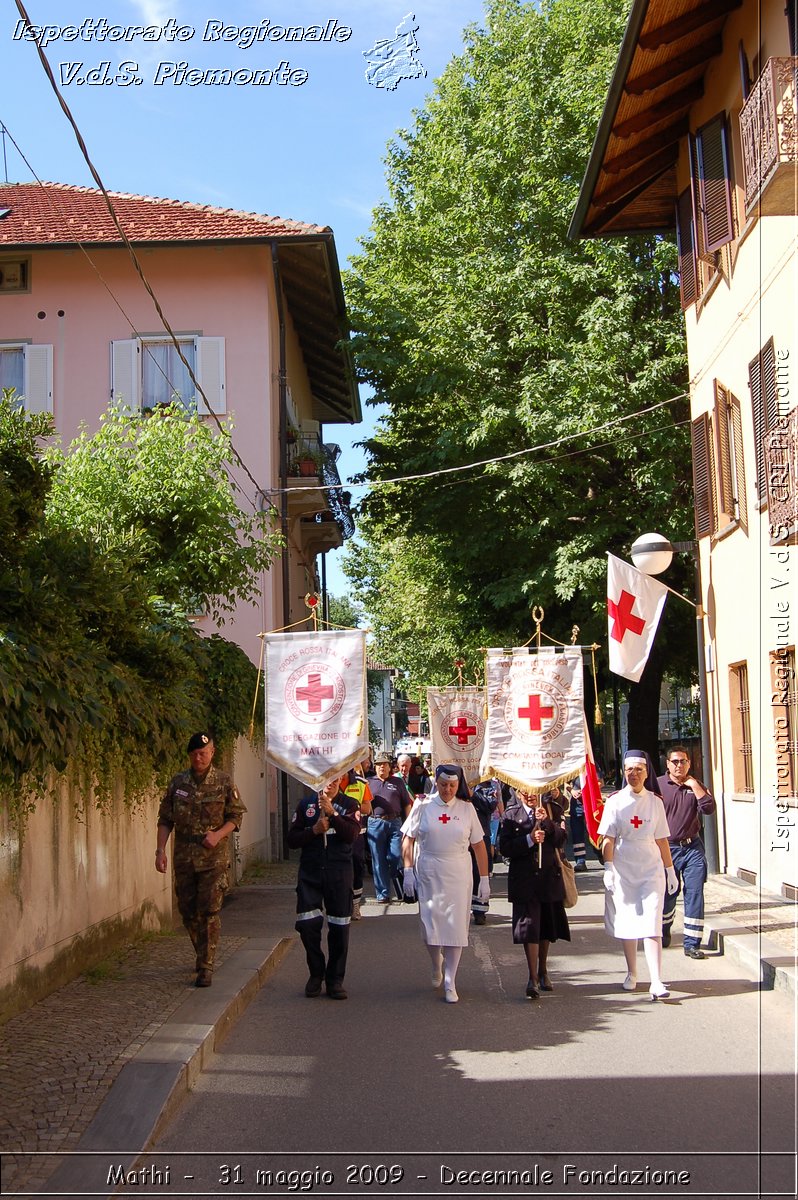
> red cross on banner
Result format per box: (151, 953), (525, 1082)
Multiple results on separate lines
(607, 554), (668, 683)
(608, 590), (645, 643)
(517, 693), (555, 732)
(296, 673), (335, 713)
(448, 717), (477, 745)
(630, 814), (643, 829)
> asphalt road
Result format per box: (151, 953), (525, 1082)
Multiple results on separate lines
(135, 865), (797, 1200)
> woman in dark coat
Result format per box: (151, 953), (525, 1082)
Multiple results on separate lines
(499, 785), (571, 999)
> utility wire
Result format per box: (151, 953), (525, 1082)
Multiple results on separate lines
(12, 0), (276, 517)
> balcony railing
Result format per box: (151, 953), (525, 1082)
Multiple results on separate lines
(766, 406), (798, 543)
(739, 57), (798, 215)
(285, 433), (354, 544)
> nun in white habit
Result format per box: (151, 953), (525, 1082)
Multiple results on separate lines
(599, 749), (678, 1000)
(401, 764), (490, 1003)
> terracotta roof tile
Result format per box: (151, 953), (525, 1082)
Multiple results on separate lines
(0, 181), (329, 246)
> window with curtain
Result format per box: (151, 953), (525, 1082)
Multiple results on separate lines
(141, 338), (196, 410)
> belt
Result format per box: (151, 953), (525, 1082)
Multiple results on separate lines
(671, 836), (699, 846)
(372, 813), (399, 821)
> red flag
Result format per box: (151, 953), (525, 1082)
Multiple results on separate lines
(581, 722), (604, 851)
(607, 553), (668, 683)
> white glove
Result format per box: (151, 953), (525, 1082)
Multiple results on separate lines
(402, 867), (416, 898)
(603, 864), (616, 894)
(477, 876), (490, 903)
(666, 866), (679, 895)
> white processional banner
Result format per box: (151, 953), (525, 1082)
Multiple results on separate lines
(265, 629), (368, 791)
(479, 647), (585, 794)
(427, 686), (486, 789)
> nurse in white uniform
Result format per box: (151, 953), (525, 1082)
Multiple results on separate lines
(599, 750), (678, 1000)
(401, 764), (490, 1003)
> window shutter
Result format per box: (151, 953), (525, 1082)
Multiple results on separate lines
(731, 396), (748, 530)
(750, 338), (778, 500)
(713, 381), (734, 520)
(692, 412), (716, 537)
(195, 337), (225, 414)
(676, 189), (698, 310)
(111, 339), (140, 410)
(696, 114), (735, 253)
(23, 344), (53, 414)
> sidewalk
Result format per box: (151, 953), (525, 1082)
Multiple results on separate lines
(0, 862), (795, 1197)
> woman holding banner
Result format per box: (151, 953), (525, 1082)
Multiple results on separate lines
(401, 764), (489, 1003)
(499, 786), (571, 999)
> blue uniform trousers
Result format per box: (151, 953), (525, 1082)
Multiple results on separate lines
(367, 816), (403, 901)
(662, 838), (707, 950)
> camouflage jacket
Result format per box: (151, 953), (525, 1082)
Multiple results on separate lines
(158, 766), (246, 866)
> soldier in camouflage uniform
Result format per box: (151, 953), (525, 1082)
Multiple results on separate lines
(155, 732), (246, 986)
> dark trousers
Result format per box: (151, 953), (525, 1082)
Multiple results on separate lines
(295, 861), (353, 984)
(662, 839), (707, 950)
(352, 835), (365, 900)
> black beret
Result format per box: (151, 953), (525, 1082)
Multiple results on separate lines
(187, 732), (213, 753)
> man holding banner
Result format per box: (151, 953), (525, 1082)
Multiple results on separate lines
(287, 776), (360, 1000)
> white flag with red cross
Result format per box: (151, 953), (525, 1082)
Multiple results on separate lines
(607, 553), (669, 683)
(427, 686), (486, 789)
(479, 647), (585, 794)
(264, 629), (368, 790)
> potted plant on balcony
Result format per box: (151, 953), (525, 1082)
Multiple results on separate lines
(296, 447), (324, 477)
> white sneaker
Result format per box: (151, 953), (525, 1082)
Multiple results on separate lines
(431, 967), (443, 988)
(444, 986), (459, 1003)
(649, 983), (670, 1001)
(622, 973), (637, 991)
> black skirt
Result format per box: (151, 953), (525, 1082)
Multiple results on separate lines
(511, 898), (571, 945)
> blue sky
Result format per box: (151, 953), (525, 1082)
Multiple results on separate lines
(1, 0), (489, 595)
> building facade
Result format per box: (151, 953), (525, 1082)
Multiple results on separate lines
(572, 0), (796, 897)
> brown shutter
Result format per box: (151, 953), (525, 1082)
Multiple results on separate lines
(731, 396), (748, 530)
(692, 412), (716, 537)
(696, 114), (735, 253)
(676, 189), (698, 310)
(750, 338), (779, 500)
(713, 381), (735, 521)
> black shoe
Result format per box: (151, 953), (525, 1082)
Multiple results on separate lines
(662, 929), (671, 948)
(538, 973), (553, 992)
(196, 969), (213, 987)
(574, 860), (587, 872)
(684, 947), (706, 959)
(326, 982), (348, 1000)
(525, 979), (540, 1000)
(305, 976), (323, 997)
(473, 911), (487, 925)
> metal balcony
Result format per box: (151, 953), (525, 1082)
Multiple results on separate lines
(739, 57), (798, 216)
(285, 434), (354, 549)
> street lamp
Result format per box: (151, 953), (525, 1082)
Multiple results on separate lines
(630, 531), (719, 873)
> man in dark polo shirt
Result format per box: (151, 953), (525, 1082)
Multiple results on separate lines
(658, 746), (716, 959)
(366, 751), (411, 903)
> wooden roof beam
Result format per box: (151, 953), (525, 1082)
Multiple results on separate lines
(614, 79), (704, 136)
(626, 33), (722, 93)
(593, 144), (679, 208)
(639, 0), (742, 50)
(603, 117), (690, 172)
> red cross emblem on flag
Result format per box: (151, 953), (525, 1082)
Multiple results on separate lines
(517, 693), (555, 732)
(296, 673), (335, 713)
(608, 590), (646, 643)
(448, 716), (477, 745)
(630, 814), (643, 829)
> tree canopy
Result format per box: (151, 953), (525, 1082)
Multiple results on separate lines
(343, 0), (695, 753)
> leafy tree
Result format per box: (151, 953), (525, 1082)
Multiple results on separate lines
(343, 0), (695, 757)
(46, 403), (282, 622)
(327, 592), (364, 629)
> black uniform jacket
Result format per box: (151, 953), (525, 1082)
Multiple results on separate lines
(499, 797), (567, 904)
(287, 792), (360, 865)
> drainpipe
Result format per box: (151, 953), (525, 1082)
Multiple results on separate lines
(271, 241), (290, 860)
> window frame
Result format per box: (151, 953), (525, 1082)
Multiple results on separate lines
(728, 660), (755, 793)
(110, 334), (226, 415)
(0, 341), (53, 413)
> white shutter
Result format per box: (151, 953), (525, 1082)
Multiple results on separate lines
(110, 339), (140, 411)
(195, 336), (225, 414)
(23, 344), (53, 414)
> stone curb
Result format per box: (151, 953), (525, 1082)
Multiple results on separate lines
(38, 935), (294, 1197)
(703, 916), (796, 996)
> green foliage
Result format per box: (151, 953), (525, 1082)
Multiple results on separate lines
(344, 0), (696, 736)
(327, 593), (364, 629)
(0, 399), (264, 825)
(45, 403), (283, 623)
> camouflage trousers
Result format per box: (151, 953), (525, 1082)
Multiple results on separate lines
(174, 860), (228, 972)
